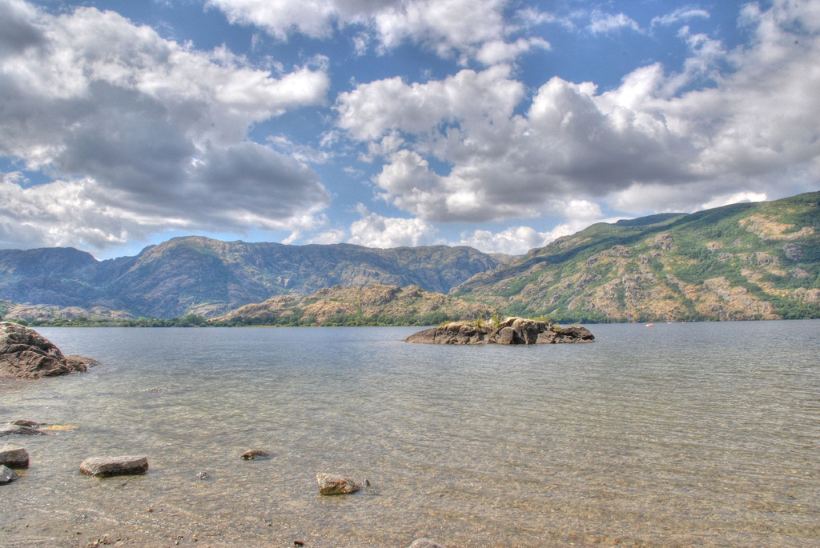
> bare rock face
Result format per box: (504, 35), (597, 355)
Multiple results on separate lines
(405, 317), (594, 345)
(80, 456), (149, 477)
(0, 322), (98, 379)
(0, 445), (29, 468)
(316, 473), (360, 495)
(0, 465), (17, 484)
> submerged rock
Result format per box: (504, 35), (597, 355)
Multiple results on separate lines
(0, 322), (98, 379)
(0, 445), (29, 468)
(405, 317), (594, 345)
(80, 456), (149, 477)
(316, 473), (360, 495)
(241, 449), (272, 460)
(409, 539), (445, 548)
(0, 423), (46, 437)
(0, 465), (17, 484)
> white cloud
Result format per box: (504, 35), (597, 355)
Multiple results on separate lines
(336, 0), (820, 221)
(651, 7), (710, 28)
(699, 192), (767, 211)
(347, 205), (435, 248)
(209, 0), (544, 64)
(475, 37), (549, 66)
(588, 11), (641, 35)
(308, 228), (346, 245)
(0, 0), (330, 250)
(457, 199), (610, 254)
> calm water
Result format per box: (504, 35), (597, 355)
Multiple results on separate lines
(1, 321), (818, 547)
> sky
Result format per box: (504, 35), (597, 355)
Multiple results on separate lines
(0, 0), (818, 258)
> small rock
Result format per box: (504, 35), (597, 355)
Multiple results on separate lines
(0, 444), (29, 468)
(0, 464), (17, 484)
(11, 419), (40, 427)
(316, 473), (360, 495)
(80, 456), (148, 477)
(408, 539), (444, 548)
(241, 449), (271, 460)
(0, 423), (45, 437)
(196, 471), (208, 480)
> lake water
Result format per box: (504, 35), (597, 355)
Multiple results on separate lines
(1, 321), (818, 547)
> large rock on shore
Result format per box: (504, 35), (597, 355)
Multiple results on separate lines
(0, 322), (98, 379)
(80, 456), (149, 477)
(405, 317), (594, 345)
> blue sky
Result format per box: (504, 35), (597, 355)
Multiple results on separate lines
(0, 0), (818, 257)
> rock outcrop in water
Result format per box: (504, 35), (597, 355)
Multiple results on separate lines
(405, 317), (594, 345)
(0, 322), (98, 379)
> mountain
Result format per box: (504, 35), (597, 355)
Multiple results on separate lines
(0, 237), (500, 318)
(455, 191), (820, 322)
(213, 284), (494, 326)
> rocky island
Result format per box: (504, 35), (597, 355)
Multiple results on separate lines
(406, 317), (595, 345)
(0, 322), (98, 379)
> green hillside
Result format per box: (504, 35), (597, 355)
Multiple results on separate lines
(455, 192), (819, 322)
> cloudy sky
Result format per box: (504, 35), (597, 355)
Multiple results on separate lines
(0, 0), (818, 257)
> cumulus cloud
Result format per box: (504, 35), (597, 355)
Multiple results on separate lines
(0, 0), (330, 250)
(336, 0), (820, 221)
(347, 205), (435, 248)
(209, 0), (544, 64)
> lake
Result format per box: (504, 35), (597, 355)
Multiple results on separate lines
(1, 321), (818, 546)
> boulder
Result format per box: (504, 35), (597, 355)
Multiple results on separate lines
(80, 456), (148, 477)
(0, 464), (16, 484)
(409, 539), (444, 548)
(0, 444), (29, 468)
(316, 473), (360, 495)
(405, 317), (594, 345)
(0, 322), (98, 379)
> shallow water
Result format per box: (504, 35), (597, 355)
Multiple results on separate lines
(1, 321), (818, 547)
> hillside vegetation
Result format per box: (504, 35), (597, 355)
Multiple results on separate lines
(212, 284), (494, 326)
(456, 192), (819, 322)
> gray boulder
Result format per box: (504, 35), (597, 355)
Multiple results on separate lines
(0, 444), (29, 468)
(0, 322), (98, 379)
(316, 473), (360, 495)
(0, 465), (16, 484)
(80, 455), (148, 477)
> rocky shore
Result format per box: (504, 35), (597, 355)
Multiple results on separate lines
(0, 322), (98, 379)
(405, 317), (595, 345)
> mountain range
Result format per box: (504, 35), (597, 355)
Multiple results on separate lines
(0, 191), (817, 324)
(0, 238), (498, 318)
